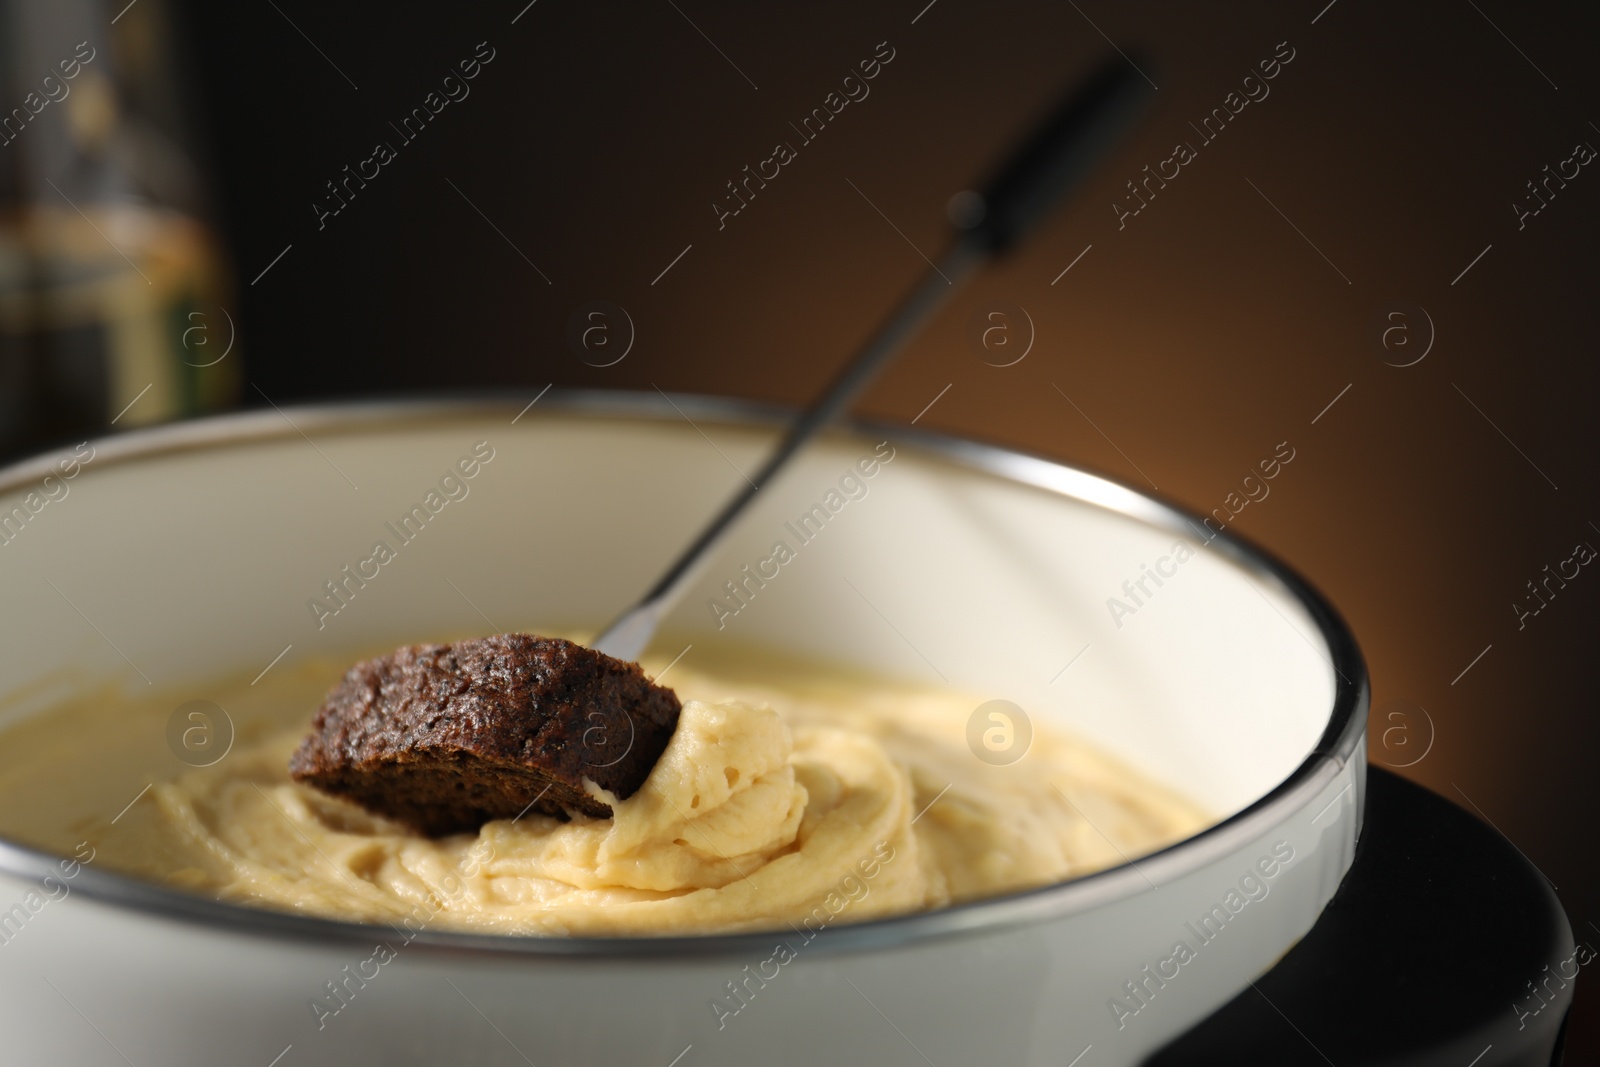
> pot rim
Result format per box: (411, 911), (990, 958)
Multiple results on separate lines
(0, 390), (1369, 960)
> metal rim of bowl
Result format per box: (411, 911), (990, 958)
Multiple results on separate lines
(0, 390), (1369, 959)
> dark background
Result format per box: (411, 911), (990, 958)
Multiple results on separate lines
(60, 0), (1600, 1053)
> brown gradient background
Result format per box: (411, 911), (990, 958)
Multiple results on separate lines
(156, 0), (1600, 1052)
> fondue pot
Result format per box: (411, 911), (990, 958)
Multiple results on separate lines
(0, 392), (1382, 1064)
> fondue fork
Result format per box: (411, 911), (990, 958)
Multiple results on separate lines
(595, 54), (1152, 661)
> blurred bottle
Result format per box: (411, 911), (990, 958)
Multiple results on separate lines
(0, 0), (237, 461)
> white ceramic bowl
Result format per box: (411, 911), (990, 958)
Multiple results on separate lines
(0, 394), (1366, 1066)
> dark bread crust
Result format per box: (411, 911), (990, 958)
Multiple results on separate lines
(288, 634), (681, 837)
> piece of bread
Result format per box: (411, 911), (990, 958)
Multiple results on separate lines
(288, 634), (681, 837)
